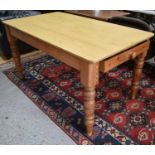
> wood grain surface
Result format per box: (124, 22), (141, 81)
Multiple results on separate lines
(3, 12), (154, 62)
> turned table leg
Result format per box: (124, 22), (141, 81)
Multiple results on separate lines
(131, 52), (147, 99)
(83, 87), (96, 136)
(5, 26), (23, 79)
(80, 62), (99, 136)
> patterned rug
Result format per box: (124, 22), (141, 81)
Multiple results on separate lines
(3, 54), (155, 145)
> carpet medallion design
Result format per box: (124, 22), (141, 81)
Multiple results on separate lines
(3, 55), (155, 145)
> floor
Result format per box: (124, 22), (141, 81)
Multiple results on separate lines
(0, 54), (75, 145)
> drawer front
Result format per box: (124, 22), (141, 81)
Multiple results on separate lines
(100, 40), (150, 73)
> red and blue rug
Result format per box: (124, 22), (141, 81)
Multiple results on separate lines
(3, 54), (155, 145)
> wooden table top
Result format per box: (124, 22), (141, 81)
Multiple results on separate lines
(65, 10), (130, 21)
(3, 12), (154, 63)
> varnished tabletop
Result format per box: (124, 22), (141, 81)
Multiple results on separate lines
(65, 10), (130, 21)
(3, 12), (154, 62)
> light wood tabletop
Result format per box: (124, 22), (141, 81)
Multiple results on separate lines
(3, 12), (154, 63)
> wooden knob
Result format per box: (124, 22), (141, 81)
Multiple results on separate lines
(131, 52), (137, 60)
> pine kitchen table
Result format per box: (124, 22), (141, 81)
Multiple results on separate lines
(3, 12), (154, 136)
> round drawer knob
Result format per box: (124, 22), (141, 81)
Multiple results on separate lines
(131, 52), (137, 60)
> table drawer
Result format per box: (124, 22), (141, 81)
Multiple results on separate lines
(100, 40), (150, 72)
